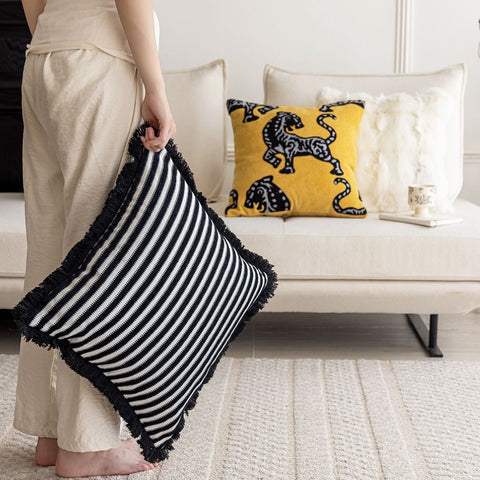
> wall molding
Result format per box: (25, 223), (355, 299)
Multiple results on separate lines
(394, 0), (413, 73)
(227, 144), (235, 163)
(464, 153), (480, 164)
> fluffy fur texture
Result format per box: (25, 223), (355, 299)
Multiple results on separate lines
(317, 87), (454, 213)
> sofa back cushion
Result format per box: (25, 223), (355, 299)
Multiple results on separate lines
(263, 64), (466, 212)
(164, 59), (226, 202)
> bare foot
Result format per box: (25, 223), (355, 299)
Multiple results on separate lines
(121, 437), (136, 450)
(55, 444), (161, 478)
(35, 437), (58, 466)
(34, 438), (136, 467)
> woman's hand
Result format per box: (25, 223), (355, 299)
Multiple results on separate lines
(140, 90), (176, 152)
(115, 0), (175, 152)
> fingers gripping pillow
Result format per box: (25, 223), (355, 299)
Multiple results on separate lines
(13, 123), (277, 462)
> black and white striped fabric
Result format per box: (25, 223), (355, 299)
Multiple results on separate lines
(13, 123), (276, 462)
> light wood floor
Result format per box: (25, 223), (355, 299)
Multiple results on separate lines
(1, 309), (479, 360)
(227, 312), (480, 360)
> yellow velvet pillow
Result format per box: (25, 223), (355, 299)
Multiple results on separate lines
(225, 99), (367, 218)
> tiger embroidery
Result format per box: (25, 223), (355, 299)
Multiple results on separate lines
(320, 100), (365, 113)
(244, 176), (291, 213)
(332, 178), (367, 216)
(262, 111), (343, 175)
(225, 189), (239, 215)
(227, 99), (277, 123)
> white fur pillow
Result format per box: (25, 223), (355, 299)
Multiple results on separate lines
(317, 87), (454, 213)
(316, 87), (454, 212)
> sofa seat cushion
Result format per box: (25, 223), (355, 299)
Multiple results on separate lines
(0, 193), (27, 278)
(3, 192), (480, 282)
(210, 197), (480, 281)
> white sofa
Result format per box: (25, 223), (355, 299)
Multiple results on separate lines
(2, 59), (480, 358)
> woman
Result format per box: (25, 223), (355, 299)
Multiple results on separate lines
(15, 0), (175, 476)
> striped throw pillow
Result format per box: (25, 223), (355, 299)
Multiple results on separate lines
(13, 123), (277, 462)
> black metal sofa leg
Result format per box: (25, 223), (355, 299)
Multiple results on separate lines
(406, 314), (443, 358)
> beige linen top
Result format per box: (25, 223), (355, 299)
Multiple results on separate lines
(26, 0), (160, 64)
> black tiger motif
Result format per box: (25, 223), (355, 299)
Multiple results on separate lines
(332, 178), (367, 216)
(320, 99), (365, 113)
(225, 189), (239, 215)
(244, 176), (291, 213)
(262, 111), (343, 175)
(226, 99), (277, 123)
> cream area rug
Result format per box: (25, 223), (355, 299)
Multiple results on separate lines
(1, 354), (479, 480)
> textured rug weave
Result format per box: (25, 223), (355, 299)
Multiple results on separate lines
(1, 354), (479, 479)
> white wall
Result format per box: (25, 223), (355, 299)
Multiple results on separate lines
(411, 0), (480, 205)
(154, 0), (480, 204)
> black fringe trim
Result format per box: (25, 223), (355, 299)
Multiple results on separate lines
(12, 146), (147, 329)
(12, 122), (277, 463)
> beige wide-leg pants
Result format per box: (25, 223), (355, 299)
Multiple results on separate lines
(14, 48), (143, 452)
